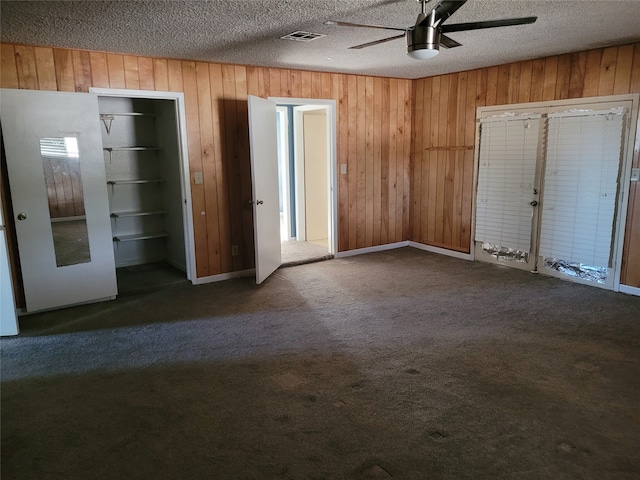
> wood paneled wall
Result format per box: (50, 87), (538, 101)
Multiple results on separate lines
(411, 42), (640, 287)
(0, 44), (413, 279)
(2, 41), (638, 288)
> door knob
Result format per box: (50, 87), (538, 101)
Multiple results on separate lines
(17, 212), (27, 221)
(529, 200), (538, 207)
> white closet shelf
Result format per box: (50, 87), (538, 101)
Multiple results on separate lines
(107, 179), (164, 185)
(111, 209), (168, 218)
(100, 113), (158, 134)
(103, 146), (161, 151)
(100, 112), (159, 118)
(113, 232), (169, 242)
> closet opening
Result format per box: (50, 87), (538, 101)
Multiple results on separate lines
(92, 89), (195, 295)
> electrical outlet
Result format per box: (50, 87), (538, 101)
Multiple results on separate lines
(231, 245), (239, 256)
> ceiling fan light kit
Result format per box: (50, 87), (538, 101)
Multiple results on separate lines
(327, 0), (537, 61)
(407, 16), (440, 59)
(407, 47), (439, 59)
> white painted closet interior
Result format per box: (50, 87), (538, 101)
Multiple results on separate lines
(98, 97), (186, 271)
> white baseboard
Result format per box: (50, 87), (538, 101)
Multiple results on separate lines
(334, 241), (472, 261)
(618, 284), (640, 297)
(335, 241), (409, 258)
(408, 241), (473, 261)
(336, 241), (473, 260)
(193, 268), (256, 285)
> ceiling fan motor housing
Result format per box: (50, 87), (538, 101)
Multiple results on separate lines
(407, 25), (441, 54)
(328, 0), (536, 58)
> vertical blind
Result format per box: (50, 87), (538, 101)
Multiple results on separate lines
(475, 116), (540, 253)
(538, 109), (625, 267)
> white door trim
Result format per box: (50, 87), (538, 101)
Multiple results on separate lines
(0, 209), (19, 335)
(89, 87), (196, 283)
(292, 106), (307, 241)
(276, 106), (292, 241)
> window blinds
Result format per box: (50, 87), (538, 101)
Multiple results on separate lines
(475, 116), (540, 253)
(538, 109), (625, 267)
(39, 137), (79, 158)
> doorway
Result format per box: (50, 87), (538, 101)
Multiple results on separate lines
(246, 95), (337, 284)
(91, 88), (195, 295)
(274, 100), (336, 266)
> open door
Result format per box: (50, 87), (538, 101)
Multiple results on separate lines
(1, 89), (117, 312)
(248, 95), (281, 284)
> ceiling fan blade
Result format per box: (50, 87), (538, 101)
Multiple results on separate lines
(376, 0), (410, 5)
(439, 34), (462, 49)
(441, 17), (537, 33)
(434, 0), (468, 23)
(417, 0), (467, 27)
(349, 33), (407, 50)
(324, 20), (406, 33)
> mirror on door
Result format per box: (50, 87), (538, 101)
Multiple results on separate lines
(39, 137), (91, 267)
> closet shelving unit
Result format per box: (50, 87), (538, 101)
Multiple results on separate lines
(100, 110), (170, 264)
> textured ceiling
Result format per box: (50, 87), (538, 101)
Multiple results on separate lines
(2, 0), (640, 79)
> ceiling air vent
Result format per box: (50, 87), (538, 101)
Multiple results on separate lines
(280, 31), (326, 42)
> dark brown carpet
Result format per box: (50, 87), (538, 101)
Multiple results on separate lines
(2, 247), (639, 479)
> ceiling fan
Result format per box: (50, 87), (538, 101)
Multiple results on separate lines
(325, 0), (537, 59)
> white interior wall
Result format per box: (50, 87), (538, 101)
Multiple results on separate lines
(154, 100), (186, 271)
(302, 111), (328, 243)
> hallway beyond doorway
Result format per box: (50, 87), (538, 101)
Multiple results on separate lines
(280, 213), (332, 267)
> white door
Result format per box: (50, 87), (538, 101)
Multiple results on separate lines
(474, 115), (542, 271)
(1, 89), (117, 312)
(537, 108), (627, 289)
(248, 95), (281, 284)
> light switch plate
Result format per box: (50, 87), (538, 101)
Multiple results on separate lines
(631, 168), (640, 182)
(194, 172), (203, 184)
(340, 164), (347, 175)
